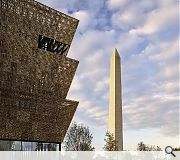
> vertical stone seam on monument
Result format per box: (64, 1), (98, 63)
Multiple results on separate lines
(0, 0), (79, 143)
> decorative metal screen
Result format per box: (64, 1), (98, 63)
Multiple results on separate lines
(0, 0), (79, 143)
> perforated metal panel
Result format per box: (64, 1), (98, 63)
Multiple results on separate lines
(0, 0), (79, 143)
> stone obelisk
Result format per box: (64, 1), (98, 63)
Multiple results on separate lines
(108, 48), (123, 151)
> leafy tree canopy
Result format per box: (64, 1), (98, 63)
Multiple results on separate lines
(63, 122), (95, 151)
(103, 131), (118, 151)
(137, 141), (162, 151)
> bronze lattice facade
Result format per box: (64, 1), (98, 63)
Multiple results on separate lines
(0, 0), (79, 143)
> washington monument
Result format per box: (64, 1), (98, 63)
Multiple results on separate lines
(108, 48), (123, 151)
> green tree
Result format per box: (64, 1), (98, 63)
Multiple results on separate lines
(174, 147), (180, 151)
(137, 142), (162, 151)
(103, 131), (118, 151)
(137, 141), (146, 151)
(63, 122), (95, 151)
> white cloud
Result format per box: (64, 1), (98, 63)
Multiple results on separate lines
(69, 76), (81, 91)
(94, 77), (109, 93)
(110, 0), (158, 30)
(158, 81), (178, 94)
(146, 38), (178, 62)
(121, 33), (179, 136)
(68, 84), (108, 128)
(107, 0), (129, 10)
(123, 93), (179, 136)
(72, 10), (91, 32)
(36, 0), (68, 13)
(142, 38), (179, 82)
(68, 29), (117, 59)
(157, 63), (179, 80)
(111, 6), (144, 30)
(130, 0), (178, 35)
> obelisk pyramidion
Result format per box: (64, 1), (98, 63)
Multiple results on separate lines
(108, 48), (123, 151)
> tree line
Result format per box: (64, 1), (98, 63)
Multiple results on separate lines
(63, 122), (180, 151)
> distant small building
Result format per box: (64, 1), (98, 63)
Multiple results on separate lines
(0, 0), (79, 150)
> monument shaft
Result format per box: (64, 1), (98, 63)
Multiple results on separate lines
(108, 49), (123, 151)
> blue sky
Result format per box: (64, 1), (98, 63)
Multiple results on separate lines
(37, 0), (179, 150)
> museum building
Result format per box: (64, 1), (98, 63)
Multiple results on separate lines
(0, 0), (79, 151)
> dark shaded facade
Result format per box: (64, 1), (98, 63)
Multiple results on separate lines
(0, 140), (60, 151)
(0, 0), (79, 149)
